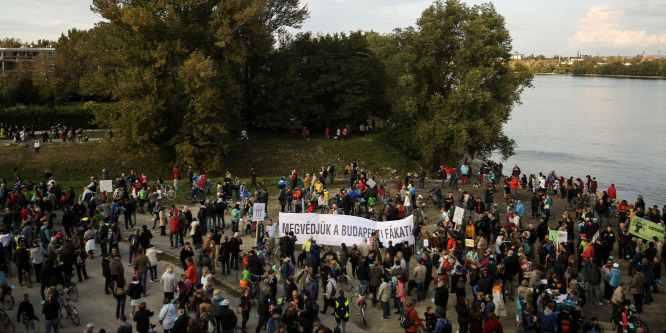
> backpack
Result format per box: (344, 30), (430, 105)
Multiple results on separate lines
(522, 242), (531, 256)
(334, 298), (347, 319)
(19, 309), (30, 324)
(293, 190), (302, 199)
(438, 318), (453, 333)
(232, 210), (239, 218)
(287, 261), (295, 277)
(399, 308), (415, 328)
(559, 313), (572, 333)
(456, 276), (465, 289)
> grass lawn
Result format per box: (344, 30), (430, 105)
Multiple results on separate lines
(0, 131), (419, 202)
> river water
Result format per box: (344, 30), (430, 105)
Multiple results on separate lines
(496, 74), (666, 206)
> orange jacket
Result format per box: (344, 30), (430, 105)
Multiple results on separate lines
(403, 305), (425, 332)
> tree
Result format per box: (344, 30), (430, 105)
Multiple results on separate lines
(377, 0), (532, 167)
(89, 0), (308, 169)
(32, 29), (93, 103)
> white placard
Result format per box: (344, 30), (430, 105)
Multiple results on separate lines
(99, 180), (113, 193)
(557, 231), (568, 245)
(452, 206), (465, 225)
(278, 213), (415, 246)
(253, 203), (265, 222)
(366, 178), (376, 189)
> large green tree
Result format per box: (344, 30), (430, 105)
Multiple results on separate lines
(88, 0), (307, 170)
(376, 0), (532, 167)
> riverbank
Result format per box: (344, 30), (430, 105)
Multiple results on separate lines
(533, 72), (666, 79)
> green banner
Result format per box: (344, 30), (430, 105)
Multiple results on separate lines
(549, 229), (558, 243)
(628, 215), (665, 242)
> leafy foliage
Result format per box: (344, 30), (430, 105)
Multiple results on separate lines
(372, 0), (532, 167)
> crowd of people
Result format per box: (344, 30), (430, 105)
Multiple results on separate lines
(0, 161), (664, 333)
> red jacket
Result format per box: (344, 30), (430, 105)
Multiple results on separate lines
(185, 263), (197, 284)
(608, 186), (616, 200)
(582, 243), (595, 262)
(403, 305), (425, 332)
(483, 320), (503, 333)
(170, 218), (180, 232)
(173, 168), (180, 180)
(510, 178), (519, 190)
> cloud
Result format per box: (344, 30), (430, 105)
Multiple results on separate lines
(50, 19), (63, 26)
(569, 1), (666, 51)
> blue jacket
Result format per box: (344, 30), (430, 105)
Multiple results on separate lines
(609, 268), (621, 287)
(308, 279), (319, 302)
(310, 245), (321, 265)
(515, 203), (525, 217)
(539, 309), (556, 332)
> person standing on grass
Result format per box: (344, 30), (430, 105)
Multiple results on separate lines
(173, 166), (180, 191)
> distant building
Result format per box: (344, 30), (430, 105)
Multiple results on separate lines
(0, 47), (55, 72)
(511, 52), (523, 60)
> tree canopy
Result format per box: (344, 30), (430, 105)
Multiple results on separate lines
(373, 0), (532, 167)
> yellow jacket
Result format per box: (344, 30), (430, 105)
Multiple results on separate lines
(302, 239), (312, 252)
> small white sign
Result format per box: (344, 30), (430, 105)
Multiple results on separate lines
(366, 179), (376, 188)
(452, 207), (465, 225)
(253, 203), (266, 222)
(99, 180), (113, 193)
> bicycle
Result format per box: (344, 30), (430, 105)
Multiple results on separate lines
(21, 264), (32, 288)
(351, 285), (367, 326)
(336, 273), (354, 292)
(79, 191), (101, 203)
(163, 184), (177, 201)
(628, 305), (649, 332)
(62, 297), (80, 326)
(0, 286), (14, 310)
(0, 308), (16, 333)
(60, 282), (79, 302)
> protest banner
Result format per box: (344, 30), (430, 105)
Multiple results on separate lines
(465, 239), (475, 247)
(99, 180), (113, 193)
(629, 215), (664, 242)
(557, 231), (567, 245)
(278, 213), (415, 246)
(366, 178), (376, 189)
(549, 229), (558, 243)
(253, 203), (266, 222)
(452, 207), (465, 225)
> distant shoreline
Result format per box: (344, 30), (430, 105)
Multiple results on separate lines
(533, 73), (666, 80)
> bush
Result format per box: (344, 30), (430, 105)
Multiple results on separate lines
(0, 103), (96, 129)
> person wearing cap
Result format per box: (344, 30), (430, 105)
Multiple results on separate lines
(218, 297), (237, 333)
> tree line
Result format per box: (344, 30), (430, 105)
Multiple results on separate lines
(513, 56), (666, 77)
(1, 0), (532, 171)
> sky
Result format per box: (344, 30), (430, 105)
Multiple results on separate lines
(1, 0), (665, 56)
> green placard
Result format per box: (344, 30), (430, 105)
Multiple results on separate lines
(629, 215), (665, 242)
(549, 229), (558, 243)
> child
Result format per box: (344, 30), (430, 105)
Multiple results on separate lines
(267, 308), (282, 333)
(424, 306), (437, 333)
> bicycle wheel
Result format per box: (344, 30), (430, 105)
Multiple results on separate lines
(24, 270), (32, 288)
(339, 275), (353, 292)
(637, 319), (649, 333)
(166, 190), (176, 200)
(1, 321), (14, 333)
(68, 285), (79, 301)
(1, 295), (14, 310)
(361, 305), (366, 326)
(273, 246), (281, 261)
(69, 306), (81, 326)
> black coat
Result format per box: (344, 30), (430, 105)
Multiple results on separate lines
(219, 306), (238, 330)
(133, 308), (154, 333)
(434, 285), (449, 307)
(172, 313), (191, 333)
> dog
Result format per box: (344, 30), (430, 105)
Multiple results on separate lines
(472, 182), (481, 188)
(297, 252), (307, 268)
